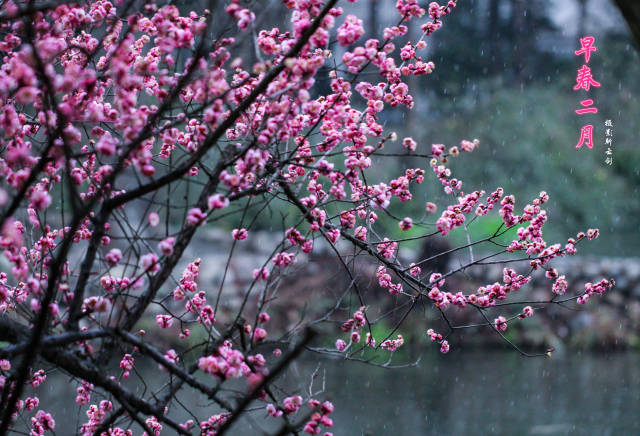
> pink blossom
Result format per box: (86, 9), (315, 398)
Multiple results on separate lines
(409, 263), (422, 277)
(337, 14), (364, 46)
(552, 276), (568, 295)
(32, 411), (55, 431)
(427, 329), (443, 342)
(226, 1), (255, 31)
(267, 403), (283, 418)
(100, 276), (116, 291)
(326, 228), (340, 244)
(24, 397), (39, 411)
(187, 208), (207, 226)
(82, 296), (111, 314)
(587, 228), (600, 240)
(148, 212), (160, 227)
(95, 131), (117, 156)
(158, 237), (175, 255)
(253, 267), (270, 280)
(402, 137), (417, 151)
(198, 341), (249, 379)
(76, 381), (93, 405)
(440, 340), (450, 354)
(120, 354), (134, 379)
(105, 248), (122, 266)
(156, 314), (173, 328)
(30, 188), (51, 211)
(252, 327), (267, 343)
(232, 228), (248, 240)
(31, 369), (46, 387)
(399, 217), (413, 231)
(354, 226), (367, 241)
(494, 316), (508, 332)
(207, 194), (229, 210)
(272, 252), (295, 267)
(519, 306), (534, 319)
(283, 395), (303, 414)
(140, 253), (160, 274)
(376, 238), (397, 259)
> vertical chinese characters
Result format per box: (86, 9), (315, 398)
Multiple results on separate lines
(573, 36), (600, 150)
(604, 120), (614, 165)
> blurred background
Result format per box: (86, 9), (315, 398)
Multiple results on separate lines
(197, 0), (640, 351)
(226, 0), (640, 253)
(378, 0), (640, 257)
(243, 1), (640, 432)
(315, 0), (640, 257)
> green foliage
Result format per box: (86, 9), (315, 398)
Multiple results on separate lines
(398, 83), (640, 256)
(446, 215), (517, 251)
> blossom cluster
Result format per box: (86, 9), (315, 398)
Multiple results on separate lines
(0, 0), (615, 434)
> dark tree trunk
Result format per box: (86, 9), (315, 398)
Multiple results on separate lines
(369, 0), (379, 41)
(614, 0), (640, 50)
(488, 0), (501, 75)
(511, 0), (525, 84)
(577, 0), (588, 39)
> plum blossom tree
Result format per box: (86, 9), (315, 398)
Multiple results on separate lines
(0, 0), (614, 435)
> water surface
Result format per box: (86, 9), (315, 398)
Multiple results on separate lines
(30, 350), (640, 435)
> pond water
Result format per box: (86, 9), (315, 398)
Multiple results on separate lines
(320, 350), (640, 435)
(28, 350), (640, 435)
